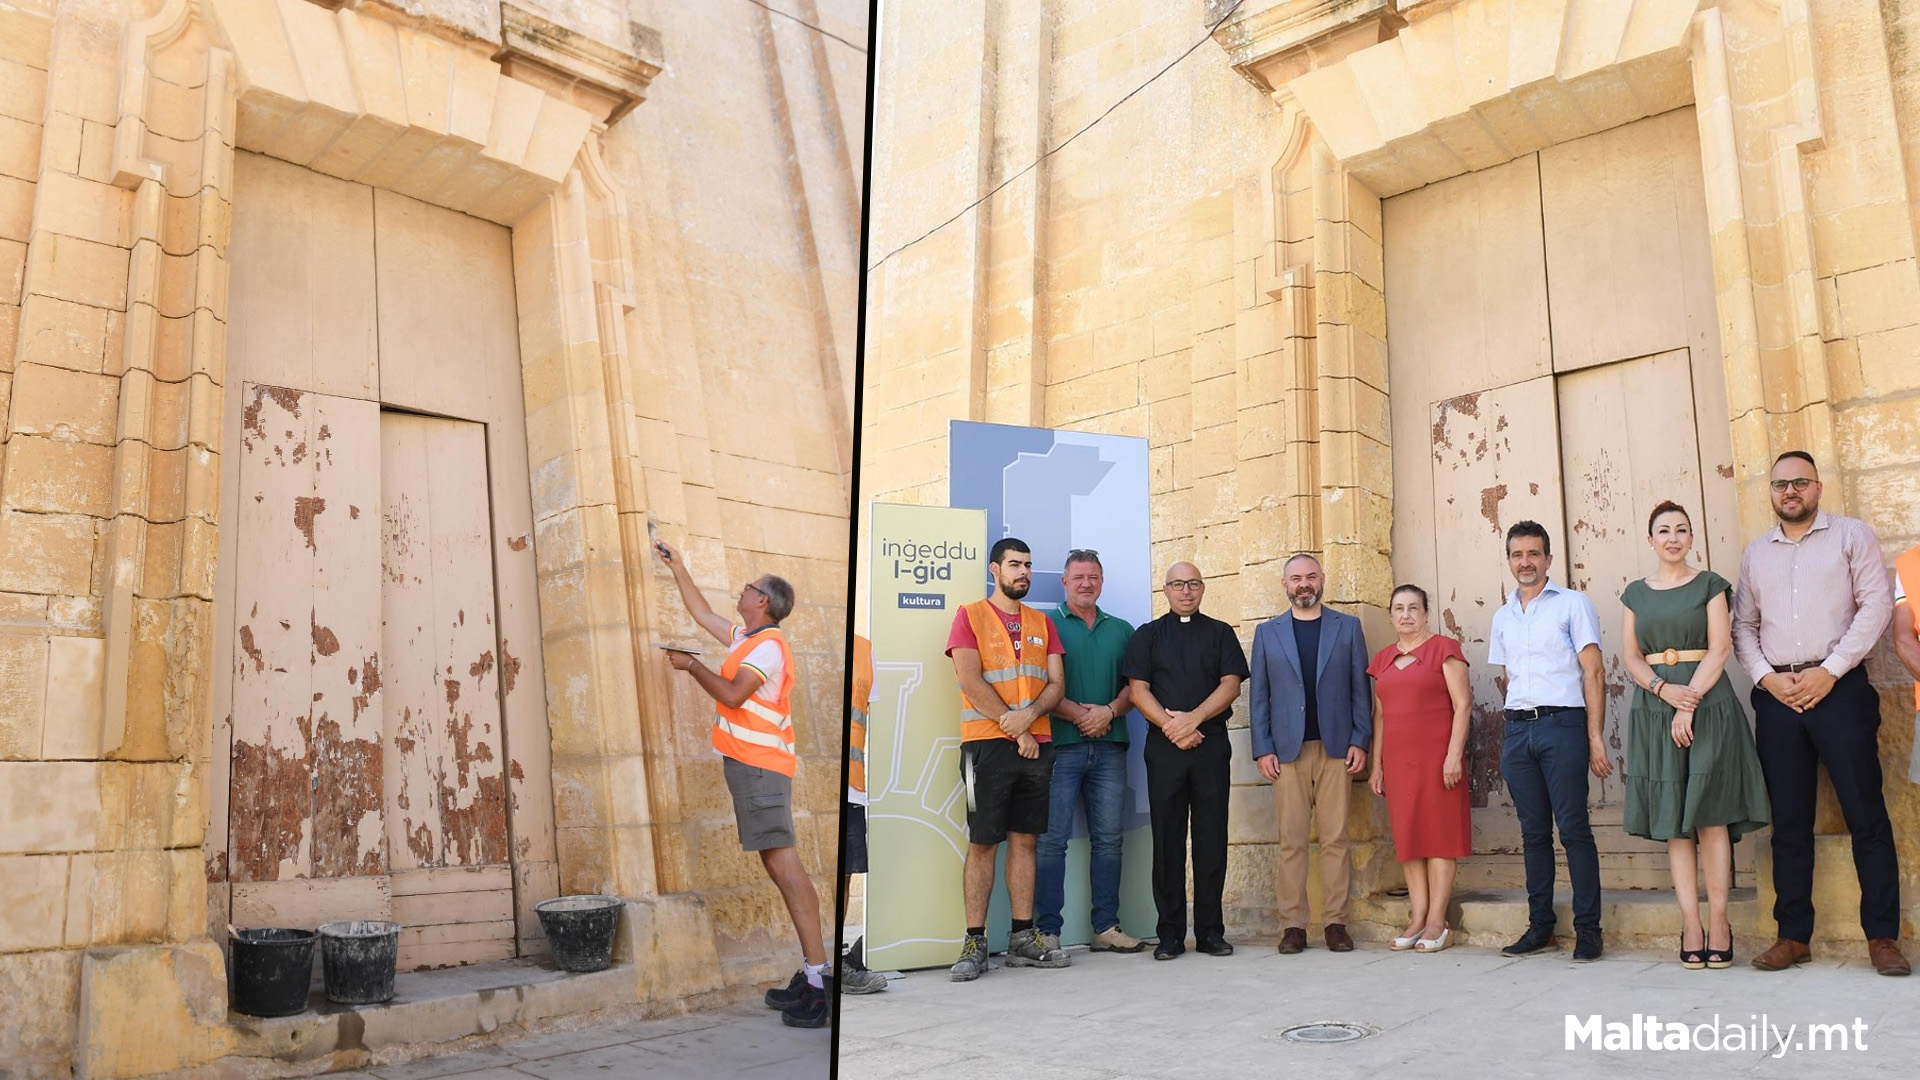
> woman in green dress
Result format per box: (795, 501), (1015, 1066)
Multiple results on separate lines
(1621, 501), (1770, 970)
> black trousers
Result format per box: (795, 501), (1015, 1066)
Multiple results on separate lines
(1144, 724), (1231, 947)
(1753, 665), (1902, 941)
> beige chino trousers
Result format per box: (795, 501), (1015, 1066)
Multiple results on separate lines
(1272, 739), (1352, 929)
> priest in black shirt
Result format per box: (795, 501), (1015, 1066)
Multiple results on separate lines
(1122, 561), (1251, 960)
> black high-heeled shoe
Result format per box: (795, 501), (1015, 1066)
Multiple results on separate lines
(1705, 928), (1733, 969)
(1680, 925), (1706, 970)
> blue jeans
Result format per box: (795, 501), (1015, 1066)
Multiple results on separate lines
(1035, 741), (1128, 936)
(1501, 708), (1601, 932)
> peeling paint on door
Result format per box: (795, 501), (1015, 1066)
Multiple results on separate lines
(230, 386), (387, 901)
(1428, 377), (1567, 833)
(1555, 350), (1710, 805)
(379, 410), (513, 963)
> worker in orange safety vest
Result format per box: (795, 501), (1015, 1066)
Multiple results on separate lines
(655, 538), (828, 1027)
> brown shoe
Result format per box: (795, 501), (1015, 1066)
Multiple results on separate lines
(1869, 938), (1911, 977)
(1278, 927), (1306, 954)
(1325, 924), (1355, 952)
(1750, 938), (1811, 971)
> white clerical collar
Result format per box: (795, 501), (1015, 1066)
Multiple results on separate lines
(1178, 615), (1192, 623)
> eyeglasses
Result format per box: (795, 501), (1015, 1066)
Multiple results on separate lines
(1769, 478), (1817, 493)
(744, 582), (769, 599)
(1066, 548), (1100, 560)
(1164, 579), (1204, 591)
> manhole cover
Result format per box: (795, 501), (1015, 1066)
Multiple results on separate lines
(1276, 1022), (1375, 1044)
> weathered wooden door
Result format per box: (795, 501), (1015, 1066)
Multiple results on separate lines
(1385, 108), (1745, 890)
(1555, 350), (1753, 885)
(1427, 378), (1568, 860)
(380, 412), (515, 967)
(227, 400), (516, 966)
(229, 385), (388, 924)
(220, 149), (555, 966)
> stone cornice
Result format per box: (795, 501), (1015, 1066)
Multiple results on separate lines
(493, 1), (663, 125)
(1212, 0), (1407, 93)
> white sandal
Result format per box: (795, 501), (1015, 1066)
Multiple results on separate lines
(1415, 928), (1453, 953)
(1390, 933), (1420, 951)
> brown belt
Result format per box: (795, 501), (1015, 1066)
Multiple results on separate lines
(1772, 661), (1823, 674)
(1648, 648), (1708, 665)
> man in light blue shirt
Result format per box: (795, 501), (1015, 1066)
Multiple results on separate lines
(1487, 520), (1611, 962)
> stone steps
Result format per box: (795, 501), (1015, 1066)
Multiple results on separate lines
(1343, 887), (1769, 952)
(221, 957), (740, 1073)
(1453, 852), (1758, 892)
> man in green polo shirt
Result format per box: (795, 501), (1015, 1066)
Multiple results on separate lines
(1035, 549), (1146, 954)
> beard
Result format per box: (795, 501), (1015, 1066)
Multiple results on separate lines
(1775, 500), (1815, 524)
(1001, 578), (1031, 600)
(1290, 588), (1321, 609)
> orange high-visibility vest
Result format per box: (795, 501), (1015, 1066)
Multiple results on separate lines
(1897, 546), (1920, 709)
(850, 634), (871, 801)
(957, 599), (1053, 743)
(714, 626), (797, 776)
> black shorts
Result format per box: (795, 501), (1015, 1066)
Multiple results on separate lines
(961, 738), (1054, 845)
(843, 803), (869, 874)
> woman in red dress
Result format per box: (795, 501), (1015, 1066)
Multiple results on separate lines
(1367, 584), (1473, 953)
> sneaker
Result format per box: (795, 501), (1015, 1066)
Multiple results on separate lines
(1573, 928), (1603, 963)
(780, 981), (828, 1028)
(1006, 927), (1071, 968)
(841, 965), (889, 994)
(949, 933), (990, 981)
(763, 969), (811, 1009)
(1091, 925), (1146, 953)
(1502, 925), (1555, 957)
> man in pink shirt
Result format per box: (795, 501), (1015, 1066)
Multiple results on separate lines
(1734, 451), (1904, 976)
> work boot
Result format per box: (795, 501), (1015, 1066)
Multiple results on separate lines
(763, 968), (818, 1009)
(949, 933), (990, 981)
(1006, 927), (1070, 968)
(780, 981), (828, 1028)
(840, 965), (889, 994)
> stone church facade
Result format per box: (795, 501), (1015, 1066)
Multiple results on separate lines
(863, 0), (1919, 948)
(0, 0), (860, 1075)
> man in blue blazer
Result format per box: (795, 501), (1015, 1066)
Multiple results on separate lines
(1250, 553), (1372, 954)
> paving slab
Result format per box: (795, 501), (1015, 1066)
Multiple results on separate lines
(839, 941), (1916, 1078)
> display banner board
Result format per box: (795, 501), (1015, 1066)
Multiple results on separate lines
(948, 421), (1156, 947)
(864, 503), (988, 972)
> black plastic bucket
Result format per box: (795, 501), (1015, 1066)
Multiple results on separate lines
(229, 928), (317, 1017)
(536, 895), (623, 972)
(317, 920), (400, 1004)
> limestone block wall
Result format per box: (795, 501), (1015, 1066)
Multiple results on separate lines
(862, 0), (1920, 945)
(0, 0), (861, 1075)
(606, 0), (862, 982)
(1, 5), (214, 1072)
(861, 0), (1396, 946)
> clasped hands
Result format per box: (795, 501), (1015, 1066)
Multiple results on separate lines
(1760, 667), (1835, 713)
(1654, 680), (1704, 750)
(1076, 703), (1117, 739)
(997, 707), (1042, 759)
(1161, 709), (1205, 750)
